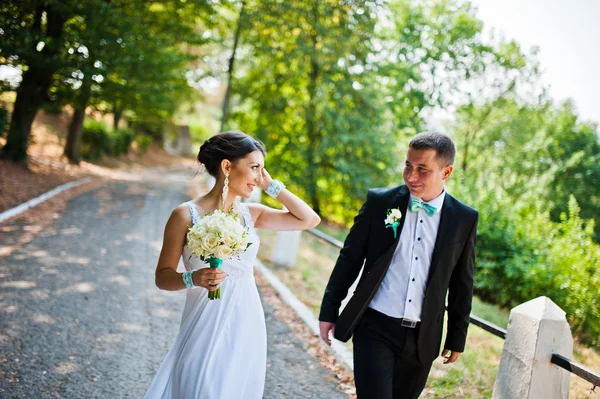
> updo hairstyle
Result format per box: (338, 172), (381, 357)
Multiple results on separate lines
(197, 130), (266, 178)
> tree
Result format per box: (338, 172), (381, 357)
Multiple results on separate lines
(1, 0), (216, 164)
(63, 0), (215, 162)
(0, 1), (74, 163)
(227, 0), (391, 220)
(223, 0), (525, 223)
(452, 97), (600, 240)
(220, 1), (246, 132)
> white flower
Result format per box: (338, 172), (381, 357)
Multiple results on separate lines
(201, 233), (220, 251)
(186, 207), (252, 261)
(222, 232), (237, 247)
(216, 245), (234, 259)
(385, 208), (402, 225)
(390, 208), (402, 220)
(207, 217), (223, 231)
(235, 235), (249, 255)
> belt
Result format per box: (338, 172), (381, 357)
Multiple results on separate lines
(365, 308), (420, 329)
(400, 318), (419, 328)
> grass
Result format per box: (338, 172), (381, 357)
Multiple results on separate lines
(256, 226), (600, 398)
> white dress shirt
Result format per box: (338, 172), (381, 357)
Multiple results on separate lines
(369, 189), (446, 321)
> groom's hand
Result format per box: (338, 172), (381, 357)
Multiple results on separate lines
(441, 349), (462, 364)
(319, 321), (335, 346)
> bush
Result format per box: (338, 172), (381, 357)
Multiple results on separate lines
(474, 193), (600, 346)
(81, 120), (111, 161)
(135, 134), (153, 154)
(111, 127), (135, 156)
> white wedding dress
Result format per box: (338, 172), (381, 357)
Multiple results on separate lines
(145, 202), (266, 399)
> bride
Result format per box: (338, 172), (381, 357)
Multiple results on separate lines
(144, 131), (320, 398)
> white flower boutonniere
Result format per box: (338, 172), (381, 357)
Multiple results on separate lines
(385, 208), (402, 238)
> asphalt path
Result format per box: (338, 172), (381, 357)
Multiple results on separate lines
(0, 170), (348, 398)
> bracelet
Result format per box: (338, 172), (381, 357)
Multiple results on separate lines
(265, 180), (285, 198)
(182, 270), (195, 289)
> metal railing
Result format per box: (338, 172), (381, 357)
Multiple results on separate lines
(305, 227), (600, 390)
(551, 354), (600, 388)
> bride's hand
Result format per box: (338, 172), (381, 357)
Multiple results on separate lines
(192, 268), (227, 291)
(258, 168), (274, 191)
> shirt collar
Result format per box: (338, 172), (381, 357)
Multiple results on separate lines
(410, 189), (446, 213)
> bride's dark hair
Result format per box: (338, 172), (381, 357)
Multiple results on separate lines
(197, 130), (266, 178)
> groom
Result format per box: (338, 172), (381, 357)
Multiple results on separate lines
(319, 132), (478, 399)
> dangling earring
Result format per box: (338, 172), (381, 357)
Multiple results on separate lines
(221, 171), (229, 210)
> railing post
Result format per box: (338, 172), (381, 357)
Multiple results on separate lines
(177, 125), (193, 156)
(492, 296), (573, 399)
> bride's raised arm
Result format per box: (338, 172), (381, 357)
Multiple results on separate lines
(248, 169), (321, 231)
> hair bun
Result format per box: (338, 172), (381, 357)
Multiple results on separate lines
(196, 131), (266, 178)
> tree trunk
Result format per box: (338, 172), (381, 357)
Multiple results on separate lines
(220, 0), (246, 132)
(64, 107), (86, 164)
(0, 5), (68, 165)
(64, 73), (93, 164)
(305, 3), (321, 215)
(1, 82), (39, 164)
(113, 108), (123, 131)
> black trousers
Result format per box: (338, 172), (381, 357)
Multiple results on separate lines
(352, 308), (433, 399)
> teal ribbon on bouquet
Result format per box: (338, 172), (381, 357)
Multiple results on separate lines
(208, 256), (223, 300)
(386, 221), (400, 239)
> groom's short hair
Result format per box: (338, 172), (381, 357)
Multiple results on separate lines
(409, 132), (455, 166)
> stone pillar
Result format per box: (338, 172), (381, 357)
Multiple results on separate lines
(177, 125), (193, 156)
(492, 296), (573, 399)
(271, 230), (302, 268)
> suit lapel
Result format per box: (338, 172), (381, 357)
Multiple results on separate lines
(426, 194), (454, 289)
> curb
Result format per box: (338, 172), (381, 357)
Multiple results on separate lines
(254, 259), (354, 371)
(0, 177), (91, 223)
(0, 163), (193, 224)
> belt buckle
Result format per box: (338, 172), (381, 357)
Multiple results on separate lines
(401, 318), (417, 328)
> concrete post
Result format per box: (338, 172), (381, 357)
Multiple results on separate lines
(492, 296), (573, 399)
(177, 125), (193, 156)
(271, 230), (302, 268)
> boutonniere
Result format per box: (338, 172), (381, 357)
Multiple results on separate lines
(385, 208), (402, 238)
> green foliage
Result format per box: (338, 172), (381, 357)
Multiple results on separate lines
(93, 0), (215, 128)
(111, 127), (135, 156)
(453, 97), (600, 240)
(80, 121), (135, 159)
(472, 192), (600, 345)
(220, 0), (523, 224)
(135, 134), (153, 154)
(227, 0), (393, 222)
(80, 120), (111, 160)
(451, 97), (600, 345)
(189, 124), (212, 146)
(0, 0), (217, 161)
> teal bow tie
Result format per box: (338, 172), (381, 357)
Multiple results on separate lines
(409, 199), (437, 216)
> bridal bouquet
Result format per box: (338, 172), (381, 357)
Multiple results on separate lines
(187, 209), (251, 300)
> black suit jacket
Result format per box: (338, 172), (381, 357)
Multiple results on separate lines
(319, 185), (478, 363)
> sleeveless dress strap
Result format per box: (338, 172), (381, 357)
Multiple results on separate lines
(240, 203), (254, 228)
(186, 201), (200, 225)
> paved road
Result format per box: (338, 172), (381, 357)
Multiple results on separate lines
(0, 170), (348, 398)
